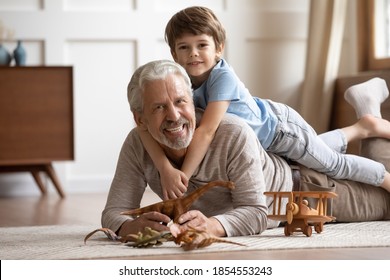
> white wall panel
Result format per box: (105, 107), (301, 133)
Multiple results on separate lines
(243, 39), (306, 108)
(152, 0), (226, 11)
(228, 0), (308, 11)
(63, 0), (134, 11)
(64, 40), (136, 190)
(0, 0), (42, 10)
(155, 39), (171, 61)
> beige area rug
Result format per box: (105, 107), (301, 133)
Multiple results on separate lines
(1, 221), (390, 260)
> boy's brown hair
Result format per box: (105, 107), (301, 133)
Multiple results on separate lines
(165, 6), (226, 51)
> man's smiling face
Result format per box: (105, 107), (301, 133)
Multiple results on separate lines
(137, 73), (196, 151)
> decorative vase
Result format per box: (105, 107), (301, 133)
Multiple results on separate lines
(13, 40), (26, 66)
(0, 44), (12, 66)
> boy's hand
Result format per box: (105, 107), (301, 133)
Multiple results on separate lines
(161, 165), (188, 200)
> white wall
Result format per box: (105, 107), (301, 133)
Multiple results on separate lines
(0, 0), (357, 196)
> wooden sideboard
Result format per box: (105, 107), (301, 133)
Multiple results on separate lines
(0, 66), (74, 198)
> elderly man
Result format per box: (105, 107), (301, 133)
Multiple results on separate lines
(102, 60), (390, 237)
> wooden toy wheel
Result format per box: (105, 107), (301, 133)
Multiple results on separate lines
(284, 225), (291, 236)
(314, 223), (323, 233)
(303, 225), (312, 237)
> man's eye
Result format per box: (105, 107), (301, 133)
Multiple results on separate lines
(153, 105), (164, 112)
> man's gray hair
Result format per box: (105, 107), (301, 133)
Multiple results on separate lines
(127, 60), (192, 113)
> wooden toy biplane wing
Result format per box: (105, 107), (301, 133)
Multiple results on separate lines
(264, 191), (337, 237)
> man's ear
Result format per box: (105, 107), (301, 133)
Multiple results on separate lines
(133, 112), (148, 131)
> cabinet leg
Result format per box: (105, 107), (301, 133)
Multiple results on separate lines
(0, 163), (66, 198)
(31, 171), (47, 195)
(44, 164), (66, 199)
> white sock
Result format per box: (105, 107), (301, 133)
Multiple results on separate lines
(344, 77), (389, 118)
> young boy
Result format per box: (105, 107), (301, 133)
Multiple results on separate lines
(139, 6), (390, 200)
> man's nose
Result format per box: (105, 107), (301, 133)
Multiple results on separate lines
(166, 105), (181, 121)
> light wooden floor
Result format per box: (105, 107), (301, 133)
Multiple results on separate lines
(1, 191), (389, 260)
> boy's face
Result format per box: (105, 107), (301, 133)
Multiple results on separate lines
(171, 33), (223, 86)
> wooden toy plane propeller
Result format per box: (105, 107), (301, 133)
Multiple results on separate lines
(264, 191), (337, 237)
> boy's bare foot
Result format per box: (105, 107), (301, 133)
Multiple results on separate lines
(357, 115), (390, 139)
(342, 114), (390, 142)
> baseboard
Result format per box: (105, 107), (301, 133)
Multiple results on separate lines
(0, 174), (160, 201)
(0, 174), (111, 197)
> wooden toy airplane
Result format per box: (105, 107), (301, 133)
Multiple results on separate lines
(264, 191), (337, 237)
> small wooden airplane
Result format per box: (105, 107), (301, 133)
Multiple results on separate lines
(264, 191), (337, 237)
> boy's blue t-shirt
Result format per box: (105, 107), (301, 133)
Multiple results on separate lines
(193, 59), (277, 149)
